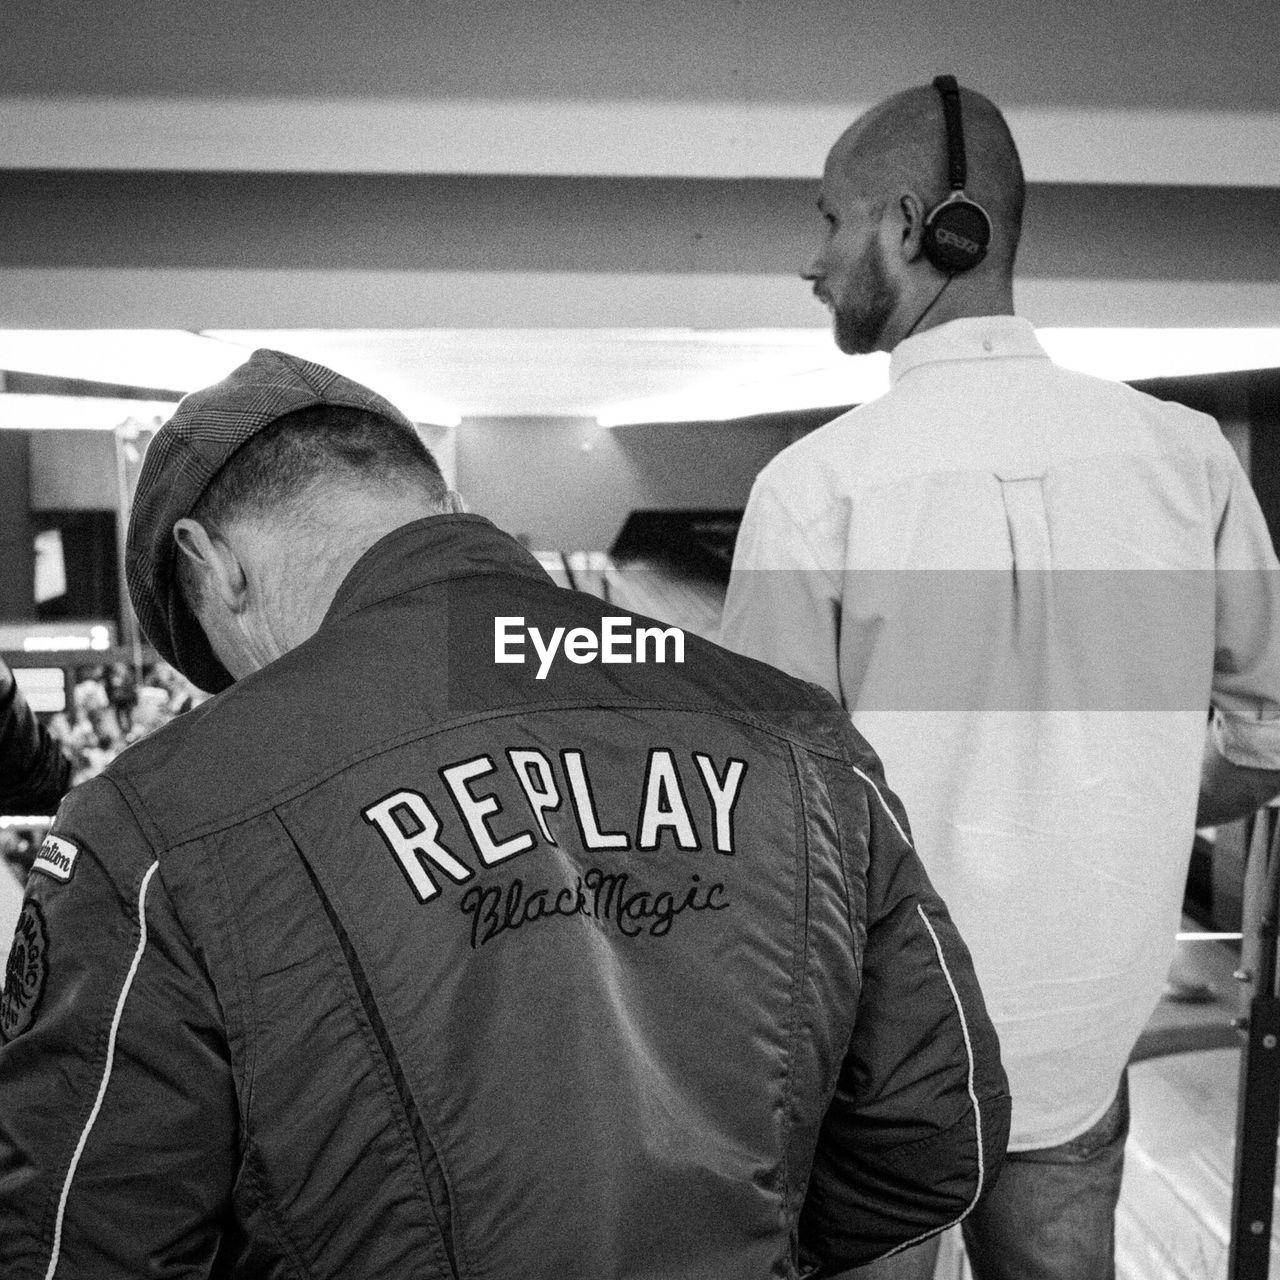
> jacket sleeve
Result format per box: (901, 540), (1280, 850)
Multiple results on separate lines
(0, 775), (236, 1279)
(799, 748), (1011, 1272)
(0, 674), (73, 817)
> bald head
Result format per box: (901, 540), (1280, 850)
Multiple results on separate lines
(828, 82), (1025, 270)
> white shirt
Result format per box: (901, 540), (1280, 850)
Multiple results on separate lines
(721, 316), (1280, 1149)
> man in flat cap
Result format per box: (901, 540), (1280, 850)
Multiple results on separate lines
(0, 349), (1008, 1279)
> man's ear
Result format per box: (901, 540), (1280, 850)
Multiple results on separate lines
(444, 489), (467, 515)
(172, 518), (247, 612)
(896, 192), (929, 263)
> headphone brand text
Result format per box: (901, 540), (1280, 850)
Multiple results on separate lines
(935, 226), (982, 255)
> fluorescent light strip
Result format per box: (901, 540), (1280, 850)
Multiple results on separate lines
(598, 328), (1280, 426)
(202, 330), (465, 426)
(0, 395), (175, 431)
(0, 329), (249, 391)
(392, 403), (463, 429)
(598, 351), (886, 426)
(0, 330), (463, 428)
(2, 327), (1276, 429)
(1037, 328), (1280, 382)
(0, 391), (460, 432)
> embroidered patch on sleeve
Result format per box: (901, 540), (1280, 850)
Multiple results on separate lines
(32, 834), (80, 884)
(1, 900), (49, 1042)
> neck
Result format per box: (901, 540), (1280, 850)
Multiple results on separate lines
(236, 497), (450, 673)
(888, 272), (1014, 350)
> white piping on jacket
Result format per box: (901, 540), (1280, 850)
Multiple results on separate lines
(44, 860), (160, 1280)
(848, 764), (987, 1257)
(881, 906), (987, 1258)
(850, 765), (911, 848)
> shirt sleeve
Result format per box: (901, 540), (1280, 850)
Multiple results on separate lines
(0, 775), (236, 1280)
(720, 477), (845, 702)
(0, 678), (73, 817)
(798, 746), (1011, 1271)
(1209, 439), (1280, 768)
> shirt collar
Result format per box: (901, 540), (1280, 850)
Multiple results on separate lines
(323, 513), (552, 626)
(889, 315), (1049, 386)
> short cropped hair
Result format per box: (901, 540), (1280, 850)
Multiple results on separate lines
(192, 404), (447, 530)
(176, 404), (448, 608)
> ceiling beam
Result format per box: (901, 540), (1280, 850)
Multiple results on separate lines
(4, 173), (1276, 284)
(2, 267), (1277, 332)
(1, 96), (1277, 186)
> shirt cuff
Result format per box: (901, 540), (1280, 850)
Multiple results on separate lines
(1212, 709), (1280, 770)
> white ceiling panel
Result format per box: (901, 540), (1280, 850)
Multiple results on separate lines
(3, 97), (1276, 186)
(5, 327), (1279, 429)
(200, 327), (867, 421)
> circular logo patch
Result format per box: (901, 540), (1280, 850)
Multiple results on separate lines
(1, 899), (49, 1042)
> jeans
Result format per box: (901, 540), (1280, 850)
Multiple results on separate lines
(843, 1073), (1130, 1280)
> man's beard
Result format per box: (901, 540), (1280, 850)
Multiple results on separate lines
(833, 237), (897, 355)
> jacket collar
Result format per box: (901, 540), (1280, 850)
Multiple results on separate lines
(889, 315), (1049, 387)
(323, 514), (552, 627)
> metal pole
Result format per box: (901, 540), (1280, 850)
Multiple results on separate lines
(1228, 807), (1280, 1279)
(112, 419), (157, 681)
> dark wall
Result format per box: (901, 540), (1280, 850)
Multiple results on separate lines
(0, 433), (35, 620)
(31, 511), (119, 623)
(457, 415), (802, 551)
(1133, 367), (1280, 551)
(0, 432), (119, 626)
(1245, 371), (1280, 554)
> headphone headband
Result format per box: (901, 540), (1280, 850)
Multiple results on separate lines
(932, 74), (968, 193)
(920, 74), (992, 274)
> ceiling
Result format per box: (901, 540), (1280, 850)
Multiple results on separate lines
(0, 0), (1277, 420)
(5, 327), (1280, 430)
(4, 0), (1277, 184)
(201, 328), (882, 423)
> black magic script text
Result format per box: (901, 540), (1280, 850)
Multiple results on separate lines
(458, 867), (729, 949)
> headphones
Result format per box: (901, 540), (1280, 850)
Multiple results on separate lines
(920, 75), (993, 273)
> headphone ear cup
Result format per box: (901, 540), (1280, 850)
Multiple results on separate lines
(922, 198), (993, 273)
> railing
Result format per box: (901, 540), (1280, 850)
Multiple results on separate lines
(1228, 808), (1280, 1280)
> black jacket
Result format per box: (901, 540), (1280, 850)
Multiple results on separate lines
(0, 515), (1009, 1278)
(0, 673), (71, 817)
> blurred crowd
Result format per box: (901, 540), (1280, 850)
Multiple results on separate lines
(49, 662), (209, 786)
(1, 660), (208, 876)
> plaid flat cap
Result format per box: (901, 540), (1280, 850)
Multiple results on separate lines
(125, 348), (419, 694)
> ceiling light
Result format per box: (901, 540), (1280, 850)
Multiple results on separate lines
(1037, 329), (1280, 382)
(201, 330), (463, 426)
(597, 355), (889, 426)
(597, 329), (1280, 426)
(0, 395), (174, 431)
(0, 330), (250, 392)
(385, 400), (463, 429)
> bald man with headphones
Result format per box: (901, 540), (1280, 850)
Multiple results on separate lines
(723, 77), (1280, 1278)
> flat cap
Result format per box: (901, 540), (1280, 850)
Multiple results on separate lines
(125, 348), (419, 695)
